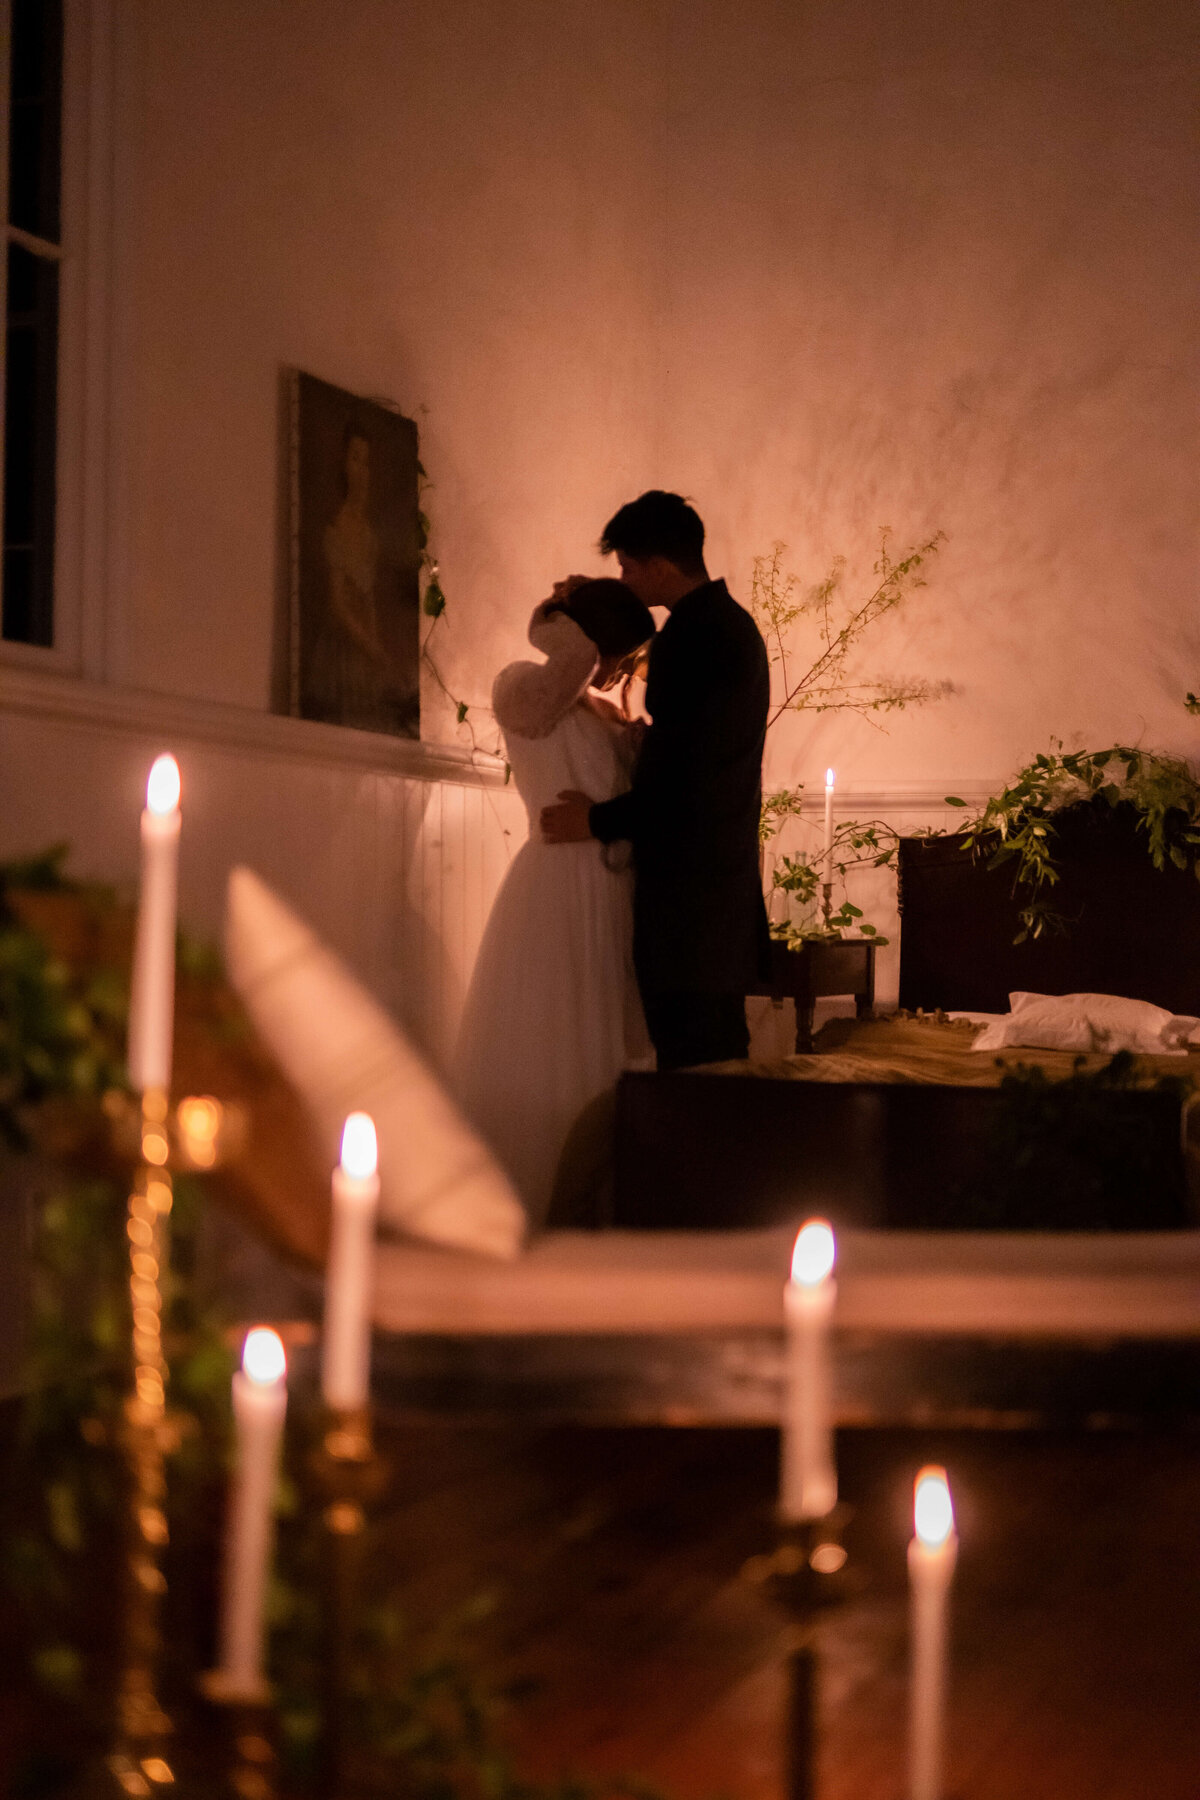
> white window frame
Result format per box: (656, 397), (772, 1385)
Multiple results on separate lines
(0, 0), (119, 680)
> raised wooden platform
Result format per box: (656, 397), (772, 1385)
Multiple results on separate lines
(373, 1226), (1200, 1337)
(366, 1227), (1200, 1427)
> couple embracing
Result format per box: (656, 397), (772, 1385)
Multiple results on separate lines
(455, 490), (771, 1225)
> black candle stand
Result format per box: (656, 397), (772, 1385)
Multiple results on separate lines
(308, 1407), (390, 1798)
(197, 1673), (280, 1800)
(743, 1505), (855, 1800)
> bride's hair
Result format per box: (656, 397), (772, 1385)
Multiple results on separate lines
(548, 578), (655, 658)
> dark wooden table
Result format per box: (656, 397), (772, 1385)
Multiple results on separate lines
(749, 938), (877, 1052)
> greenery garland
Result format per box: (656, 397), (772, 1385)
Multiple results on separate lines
(945, 741), (1200, 942)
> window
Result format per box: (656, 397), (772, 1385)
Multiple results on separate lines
(2, 0), (63, 647)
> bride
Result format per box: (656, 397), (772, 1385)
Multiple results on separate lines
(453, 579), (656, 1226)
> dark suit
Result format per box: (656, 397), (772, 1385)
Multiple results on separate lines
(589, 579), (771, 1068)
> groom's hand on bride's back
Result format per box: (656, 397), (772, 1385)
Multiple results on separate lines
(541, 790), (596, 843)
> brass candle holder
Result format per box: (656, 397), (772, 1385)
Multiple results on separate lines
(743, 1507), (854, 1800)
(99, 1090), (244, 1797)
(105, 1088), (179, 1797)
(308, 1407), (389, 1799)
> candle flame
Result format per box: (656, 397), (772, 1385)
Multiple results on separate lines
(341, 1111), (378, 1180)
(791, 1218), (836, 1286)
(242, 1326), (286, 1384)
(825, 767), (835, 790)
(914, 1465), (954, 1546)
(146, 753), (181, 815)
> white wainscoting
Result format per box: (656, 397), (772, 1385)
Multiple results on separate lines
(0, 669), (526, 1069)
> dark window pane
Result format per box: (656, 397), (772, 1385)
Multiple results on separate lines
(8, 0), (63, 241)
(9, 0), (49, 99)
(2, 547), (34, 643)
(6, 238), (38, 316)
(6, 324), (36, 541)
(3, 247), (57, 647)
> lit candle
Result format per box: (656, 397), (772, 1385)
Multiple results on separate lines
(908, 1465), (958, 1800)
(128, 753), (182, 1095)
(218, 1327), (288, 1696)
(321, 1112), (380, 1412)
(781, 1219), (837, 1521)
(823, 767), (835, 890)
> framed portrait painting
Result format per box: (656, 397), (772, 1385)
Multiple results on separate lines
(288, 371), (421, 738)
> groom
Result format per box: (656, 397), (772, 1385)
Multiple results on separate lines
(542, 490), (771, 1070)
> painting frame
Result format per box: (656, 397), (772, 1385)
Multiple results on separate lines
(287, 370), (422, 739)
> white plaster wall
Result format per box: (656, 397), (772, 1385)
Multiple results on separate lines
(109, 0), (1198, 805)
(118, 0), (669, 724)
(652, 0), (1200, 798)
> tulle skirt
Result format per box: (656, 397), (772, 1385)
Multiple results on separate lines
(453, 836), (648, 1228)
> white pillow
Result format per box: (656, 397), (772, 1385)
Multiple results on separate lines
(225, 867), (526, 1259)
(973, 991), (1200, 1057)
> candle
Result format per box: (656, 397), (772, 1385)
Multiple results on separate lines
(218, 1327), (288, 1695)
(823, 767), (835, 890)
(908, 1465), (957, 1800)
(321, 1112), (381, 1412)
(128, 753), (182, 1095)
(781, 1219), (837, 1521)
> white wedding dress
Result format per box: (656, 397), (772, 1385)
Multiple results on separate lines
(453, 607), (650, 1227)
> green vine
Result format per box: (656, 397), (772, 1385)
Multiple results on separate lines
(417, 464), (508, 772)
(945, 742), (1200, 942)
(766, 817), (898, 948)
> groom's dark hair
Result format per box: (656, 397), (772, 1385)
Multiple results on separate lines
(599, 491), (706, 576)
(552, 579), (655, 658)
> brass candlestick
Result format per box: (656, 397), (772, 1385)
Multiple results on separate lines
(106, 1088), (178, 1797)
(309, 1408), (388, 1799)
(821, 880), (833, 929)
(744, 1508), (853, 1800)
(99, 1090), (242, 1797)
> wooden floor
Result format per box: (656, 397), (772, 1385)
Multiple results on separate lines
(374, 1420), (1200, 1800)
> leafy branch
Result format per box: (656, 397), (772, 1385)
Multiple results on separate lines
(751, 529), (949, 732)
(754, 531), (949, 943)
(945, 742), (1200, 943)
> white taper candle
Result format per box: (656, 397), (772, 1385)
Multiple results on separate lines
(218, 1327), (287, 1695)
(128, 753), (182, 1094)
(823, 767), (835, 890)
(908, 1465), (957, 1800)
(321, 1112), (381, 1411)
(781, 1219), (838, 1521)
